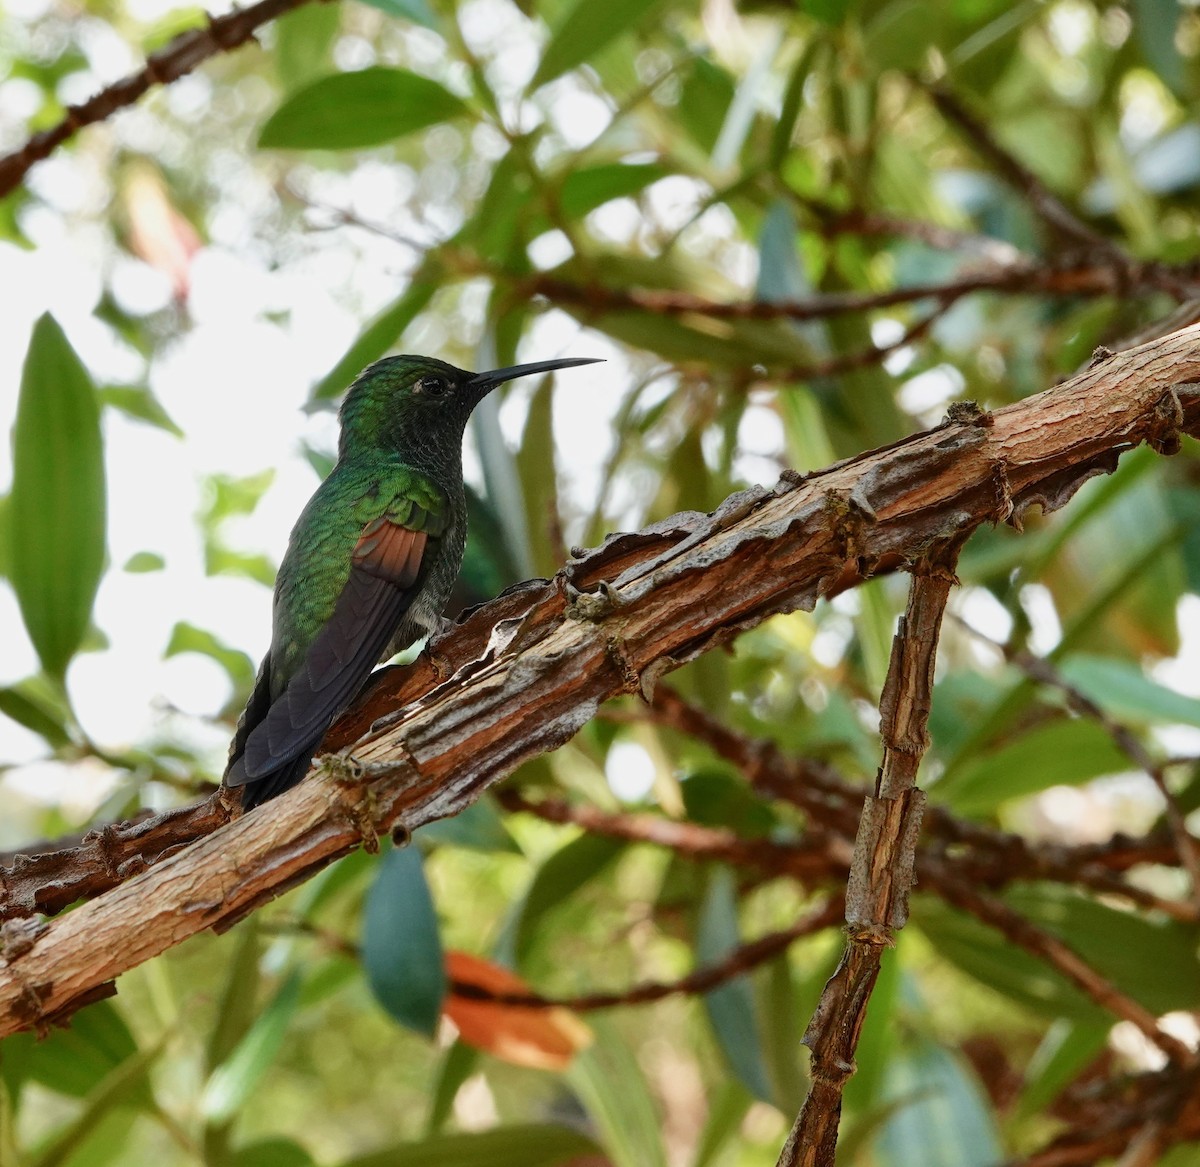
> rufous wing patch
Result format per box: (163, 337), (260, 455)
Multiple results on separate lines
(353, 518), (427, 587)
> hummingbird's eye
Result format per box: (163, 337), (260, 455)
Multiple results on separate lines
(417, 375), (448, 397)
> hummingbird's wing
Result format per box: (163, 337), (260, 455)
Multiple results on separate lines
(226, 502), (440, 804)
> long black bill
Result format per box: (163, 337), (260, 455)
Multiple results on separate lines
(468, 356), (603, 400)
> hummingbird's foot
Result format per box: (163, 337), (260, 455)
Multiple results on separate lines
(425, 617), (457, 679)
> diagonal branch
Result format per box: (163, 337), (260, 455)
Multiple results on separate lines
(4, 324), (1200, 1037)
(0, 0), (326, 200)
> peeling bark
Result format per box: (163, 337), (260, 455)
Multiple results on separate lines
(3, 324), (1200, 1037)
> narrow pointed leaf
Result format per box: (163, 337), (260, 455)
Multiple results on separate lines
(532, 0), (668, 87)
(9, 314), (107, 679)
(259, 67), (468, 150)
(362, 845), (446, 1037)
(697, 868), (773, 1102)
(202, 972), (302, 1122)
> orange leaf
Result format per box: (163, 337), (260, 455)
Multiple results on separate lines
(444, 950), (592, 1071)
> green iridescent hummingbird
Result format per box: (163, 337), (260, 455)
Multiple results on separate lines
(224, 353), (602, 809)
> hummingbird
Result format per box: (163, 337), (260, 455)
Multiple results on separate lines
(223, 353), (602, 809)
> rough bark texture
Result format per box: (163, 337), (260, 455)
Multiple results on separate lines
(2, 324), (1200, 1037)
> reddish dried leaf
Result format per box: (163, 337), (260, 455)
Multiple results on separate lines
(444, 950), (592, 1070)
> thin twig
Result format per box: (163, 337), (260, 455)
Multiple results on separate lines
(777, 560), (957, 1167)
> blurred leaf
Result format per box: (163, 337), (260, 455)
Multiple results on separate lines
(205, 919), (263, 1075)
(2, 1001), (137, 1099)
(760, 953), (806, 1113)
(1132, 0), (1184, 96)
(341, 1124), (602, 1167)
(515, 376), (560, 575)
(356, 0), (438, 29)
(916, 896), (1101, 1020)
(274, 2), (340, 89)
(1015, 1018), (1109, 1119)
(558, 162), (669, 219)
(121, 551), (164, 573)
(691, 1081), (752, 1167)
(933, 717), (1130, 816)
(873, 1037), (1003, 1167)
(514, 833), (626, 965)
(1057, 653), (1200, 728)
(697, 868), (772, 1102)
(311, 277), (438, 401)
(418, 797), (521, 853)
(362, 844), (446, 1037)
(230, 1140), (316, 1167)
(425, 1040), (478, 1136)
(1006, 884), (1200, 1015)
(97, 385), (182, 437)
(259, 68), (468, 150)
(679, 57), (736, 153)
(444, 950), (592, 1069)
(567, 1018), (668, 1167)
(165, 621), (256, 695)
(0, 678), (71, 749)
(9, 314), (107, 680)
(532, 0), (668, 88)
(202, 469), (275, 522)
(28, 1040), (164, 1167)
(202, 972), (302, 1123)
(204, 544), (276, 586)
(681, 768), (776, 837)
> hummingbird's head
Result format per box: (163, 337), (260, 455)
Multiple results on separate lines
(337, 354), (602, 458)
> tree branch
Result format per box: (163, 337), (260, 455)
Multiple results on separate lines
(0, 0), (325, 200)
(4, 324), (1200, 1037)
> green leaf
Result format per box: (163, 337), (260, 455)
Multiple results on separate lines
(1, 1001), (137, 1099)
(515, 374), (559, 575)
(873, 1038), (1003, 1167)
(202, 469), (275, 522)
(122, 551), (164, 573)
(97, 385), (182, 437)
(567, 1019), (668, 1167)
(259, 67), (468, 150)
(915, 896), (1103, 1020)
(1006, 884), (1200, 1015)
(310, 277), (438, 401)
(341, 1124), (602, 1167)
(203, 544), (276, 587)
(932, 717), (1130, 816)
(691, 1081), (752, 1167)
(558, 162), (668, 219)
(424, 1040), (478, 1136)
(697, 868), (773, 1102)
(165, 621), (256, 695)
(28, 1039), (164, 1167)
(202, 972), (302, 1123)
(9, 314), (107, 679)
(417, 797), (521, 853)
(204, 919), (263, 1075)
(1014, 1018), (1109, 1119)
(362, 844), (446, 1037)
(0, 679), (71, 749)
(532, 0), (668, 88)
(514, 833), (626, 964)
(1132, 0), (1184, 96)
(355, 0), (438, 29)
(1058, 654), (1200, 728)
(274, 1), (340, 89)
(230, 1140), (316, 1167)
